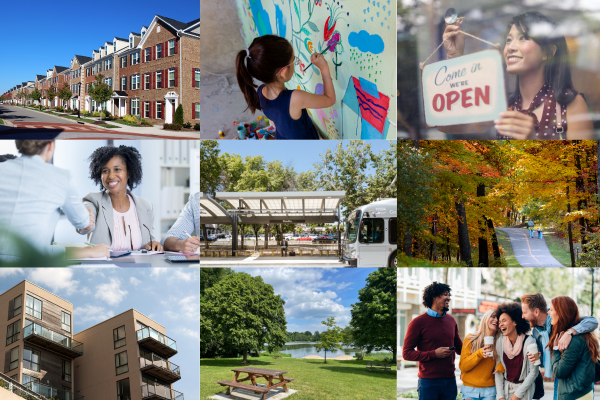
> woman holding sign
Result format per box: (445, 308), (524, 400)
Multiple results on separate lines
(458, 309), (502, 400)
(442, 12), (593, 139)
(548, 296), (598, 400)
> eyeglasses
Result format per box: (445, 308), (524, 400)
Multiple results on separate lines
(277, 56), (301, 76)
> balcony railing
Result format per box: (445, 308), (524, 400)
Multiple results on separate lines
(24, 382), (83, 400)
(139, 353), (181, 383)
(141, 383), (183, 400)
(23, 323), (83, 358)
(0, 372), (44, 400)
(136, 327), (177, 357)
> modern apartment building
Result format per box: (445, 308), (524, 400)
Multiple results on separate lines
(1, 282), (184, 400)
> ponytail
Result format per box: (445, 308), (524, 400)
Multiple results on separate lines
(236, 50), (261, 114)
(235, 35), (295, 115)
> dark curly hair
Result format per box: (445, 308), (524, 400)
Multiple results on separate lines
(422, 281), (452, 308)
(496, 302), (530, 336)
(88, 145), (143, 190)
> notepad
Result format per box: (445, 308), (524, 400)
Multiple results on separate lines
(69, 256), (109, 261)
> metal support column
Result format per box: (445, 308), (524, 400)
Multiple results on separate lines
(232, 214), (238, 251)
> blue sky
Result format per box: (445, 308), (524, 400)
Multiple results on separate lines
(233, 268), (377, 334)
(217, 140), (397, 173)
(0, 267), (199, 399)
(0, 0), (199, 94)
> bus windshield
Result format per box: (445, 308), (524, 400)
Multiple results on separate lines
(346, 210), (361, 243)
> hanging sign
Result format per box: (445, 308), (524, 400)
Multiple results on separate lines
(421, 49), (507, 127)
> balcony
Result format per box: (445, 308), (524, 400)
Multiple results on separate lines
(23, 323), (83, 358)
(24, 382), (83, 400)
(139, 354), (181, 383)
(141, 383), (183, 400)
(136, 327), (177, 358)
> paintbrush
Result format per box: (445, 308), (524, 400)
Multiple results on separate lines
(303, 47), (330, 73)
(303, 35), (340, 73)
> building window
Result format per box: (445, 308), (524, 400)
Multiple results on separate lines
(86, 83), (89, 93)
(121, 77), (127, 91)
(6, 320), (20, 346)
(156, 102), (162, 119)
(9, 347), (18, 371)
(114, 325), (126, 349)
(107, 59), (112, 69)
(145, 74), (150, 90)
(145, 48), (150, 62)
(62, 360), (71, 382)
(168, 69), (175, 88)
(144, 102), (150, 118)
(195, 69), (200, 88)
(131, 75), (140, 90)
(117, 378), (131, 400)
(121, 57), (127, 68)
(13, 294), (22, 317)
(195, 103), (200, 119)
(129, 37), (133, 48)
(22, 374), (39, 386)
(114, 42), (116, 53)
(115, 351), (128, 375)
(168, 39), (175, 56)
(26, 294), (42, 319)
(62, 312), (71, 332)
(156, 71), (162, 89)
(156, 43), (162, 59)
(131, 99), (139, 116)
(132, 52), (139, 65)
(23, 346), (40, 372)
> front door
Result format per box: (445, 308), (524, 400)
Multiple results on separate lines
(172, 101), (175, 120)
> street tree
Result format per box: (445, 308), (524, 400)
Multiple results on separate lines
(46, 85), (57, 107)
(200, 141), (221, 248)
(315, 317), (344, 363)
(88, 74), (113, 116)
(57, 83), (72, 110)
(200, 272), (287, 362)
(30, 88), (42, 109)
(350, 267), (397, 361)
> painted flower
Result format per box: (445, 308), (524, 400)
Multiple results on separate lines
(315, 0), (322, 5)
(324, 16), (337, 41)
(304, 38), (314, 54)
(325, 32), (340, 52)
(299, 62), (306, 75)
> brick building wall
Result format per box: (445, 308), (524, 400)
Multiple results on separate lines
(118, 49), (142, 116)
(180, 35), (200, 124)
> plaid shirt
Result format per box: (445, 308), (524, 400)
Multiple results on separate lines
(160, 192), (200, 246)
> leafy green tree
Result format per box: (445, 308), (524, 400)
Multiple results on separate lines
(200, 141), (221, 248)
(174, 103), (184, 124)
(88, 74), (113, 115)
(315, 317), (344, 363)
(30, 88), (42, 109)
(57, 83), (72, 110)
(200, 272), (287, 362)
(200, 268), (232, 297)
(350, 268), (397, 361)
(46, 85), (57, 107)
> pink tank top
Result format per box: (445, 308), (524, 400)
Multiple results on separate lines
(111, 194), (143, 251)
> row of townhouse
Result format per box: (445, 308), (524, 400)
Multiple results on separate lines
(2, 81), (36, 105)
(2, 15), (200, 125)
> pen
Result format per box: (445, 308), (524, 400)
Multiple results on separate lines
(85, 242), (96, 247)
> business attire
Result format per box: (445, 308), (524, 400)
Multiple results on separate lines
(77, 191), (155, 250)
(494, 335), (540, 400)
(160, 192), (200, 247)
(0, 155), (89, 260)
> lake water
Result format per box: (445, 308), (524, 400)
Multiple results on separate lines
(279, 342), (390, 358)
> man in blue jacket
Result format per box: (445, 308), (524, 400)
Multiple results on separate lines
(521, 293), (598, 400)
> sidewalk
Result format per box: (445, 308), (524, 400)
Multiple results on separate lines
(19, 106), (199, 139)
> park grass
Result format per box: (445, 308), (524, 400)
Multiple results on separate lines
(544, 232), (575, 267)
(200, 355), (396, 400)
(496, 229), (521, 267)
(0, 118), (3, 125)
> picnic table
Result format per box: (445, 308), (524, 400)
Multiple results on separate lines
(217, 367), (294, 400)
(365, 362), (391, 371)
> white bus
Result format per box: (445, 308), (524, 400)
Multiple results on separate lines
(342, 198), (397, 267)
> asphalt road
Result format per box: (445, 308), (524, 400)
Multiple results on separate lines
(497, 227), (565, 267)
(0, 105), (77, 123)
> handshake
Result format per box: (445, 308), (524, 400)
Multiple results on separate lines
(85, 207), (95, 230)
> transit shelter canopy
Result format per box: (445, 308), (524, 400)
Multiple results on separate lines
(200, 193), (235, 224)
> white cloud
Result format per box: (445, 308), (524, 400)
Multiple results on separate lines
(129, 277), (141, 287)
(179, 327), (200, 340)
(0, 268), (23, 278)
(164, 295), (199, 321)
(150, 268), (198, 283)
(74, 304), (115, 323)
(95, 278), (128, 306)
(172, 270), (198, 282)
(27, 269), (79, 295)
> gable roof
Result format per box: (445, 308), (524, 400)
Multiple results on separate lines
(74, 55), (93, 64)
(130, 32), (141, 37)
(36, 75), (45, 81)
(55, 66), (69, 73)
(114, 37), (128, 42)
(156, 15), (191, 31)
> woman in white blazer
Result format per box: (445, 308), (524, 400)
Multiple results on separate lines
(77, 145), (162, 251)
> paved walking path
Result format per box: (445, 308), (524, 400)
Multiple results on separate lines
(497, 228), (565, 267)
(0, 105), (198, 139)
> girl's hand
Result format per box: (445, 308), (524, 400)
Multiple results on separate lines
(311, 52), (328, 70)
(494, 111), (535, 139)
(146, 241), (163, 252)
(443, 23), (465, 58)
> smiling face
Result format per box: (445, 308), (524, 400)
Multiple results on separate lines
(521, 302), (539, 327)
(503, 24), (548, 75)
(548, 303), (558, 326)
(487, 314), (499, 335)
(433, 291), (451, 312)
(101, 156), (129, 195)
(499, 313), (517, 337)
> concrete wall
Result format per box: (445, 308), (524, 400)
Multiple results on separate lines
(232, 0), (397, 139)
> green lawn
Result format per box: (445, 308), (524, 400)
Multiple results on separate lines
(544, 232), (576, 267)
(0, 118), (3, 125)
(61, 115), (98, 124)
(200, 355), (396, 400)
(496, 229), (521, 267)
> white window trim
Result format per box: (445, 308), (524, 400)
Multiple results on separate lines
(169, 40), (175, 56)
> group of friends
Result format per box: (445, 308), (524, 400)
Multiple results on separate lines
(0, 140), (201, 261)
(403, 282), (599, 400)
